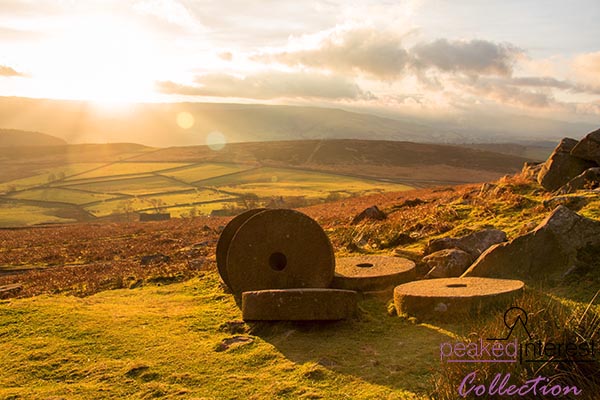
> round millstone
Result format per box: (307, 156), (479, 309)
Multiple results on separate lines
(394, 277), (524, 320)
(226, 209), (335, 295)
(216, 208), (266, 288)
(242, 289), (357, 321)
(331, 255), (416, 292)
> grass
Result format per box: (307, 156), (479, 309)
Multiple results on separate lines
(0, 163), (106, 192)
(0, 274), (447, 399)
(64, 175), (194, 196)
(199, 167), (413, 199)
(3, 274), (597, 399)
(138, 190), (235, 207)
(151, 202), (239, 218)
(83, 190), (236, 217)
(0, 162), (418, 225)
(1, 172), (599, 398)
(433, 288), (600, 400)
(7, 188), (118, 205)
(160, 163), (254, 183)
(324, 175), (552, 255)
(69, 162), (192, 180)
(0, 203), (75, 226)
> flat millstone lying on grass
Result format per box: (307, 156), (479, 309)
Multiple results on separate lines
(242, 288), (357, 321)
(394, 277), (524, 320)
(331, 255), (416, 292)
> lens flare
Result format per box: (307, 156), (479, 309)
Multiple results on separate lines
(206, 131), (226, 150)
(176, 112), (194, 129)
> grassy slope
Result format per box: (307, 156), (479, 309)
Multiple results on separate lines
(1, 174), (599, 399)
(0, 275), (447, 400)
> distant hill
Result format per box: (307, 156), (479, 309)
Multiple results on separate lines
(139, 139), (528, 170)
(2, 96), (595, 148)
(461, 142), (555, 162)
(0, 97), (442, 147)
(0, 139), (533, 187)
(0, 129), (67, 147)
(135, 139), (533, 184)
(0, 142), (151, 183)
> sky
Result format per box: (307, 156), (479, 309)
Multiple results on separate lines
(1, 0), (600, 124)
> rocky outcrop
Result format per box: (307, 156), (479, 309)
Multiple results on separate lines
(140, 253), (171, 265)
(521, 162), (543, 180)
(425, 229), (507, 258)
(0, 284), (22, 299)
(543, 195), (590, 211)
(423, 249), (473, 278)
(537, 138), (596, 192)
(556, 167), (600, 194)
(462, 206), (600, 280)
(352, 205), (387, 224)
(571, 128), (600, 164)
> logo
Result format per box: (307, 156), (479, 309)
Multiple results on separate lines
(439, 306), (596, 397)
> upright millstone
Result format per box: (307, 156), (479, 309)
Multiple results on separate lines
(226, 209), (335, 295)
(216, 208), (266, 289)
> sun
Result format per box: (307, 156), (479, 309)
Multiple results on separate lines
(37, 15), (159, 105)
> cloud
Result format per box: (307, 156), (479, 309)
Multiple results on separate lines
(572, 51), (600, 86)
(457, 76), (553, 108)
(508, 76), (600, 95)
(0, 65), (25, 77)
(255, 28), (522, 80)
(181, 0), (341, 48)
(451, 73), (600, 113)
(156, 71), (373, 100)
(509, 76), (573, 89)
(0, 0), (68, 17)
(411, 39), (521, 76)
(218, 51), (233, 61)
(255, 28), (410, 80)
(0, 26), (42, 41)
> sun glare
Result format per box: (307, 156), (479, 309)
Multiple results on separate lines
(37, 15), (159, 105)
(206, 131), (226, 150)
(176, 111), (195, 129)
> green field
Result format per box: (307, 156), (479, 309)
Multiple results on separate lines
(160, 163), (254, 183)
(0, 163), (106, 192)
(0, 161), (414, 226)
(199, 167), (413, 198)
(8, 188), (117, 205)
(0, 203), (75, 226)
(84, 190), (235, 217)
(69, 162), (191, 180)
(65, 176), (194, 196)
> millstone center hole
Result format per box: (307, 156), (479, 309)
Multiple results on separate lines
(269, 252), (287, 271)
(356, 263), (374, 268)
(446, 283), (467, 288)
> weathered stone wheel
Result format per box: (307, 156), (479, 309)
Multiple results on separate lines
(394, 277), (524, 320)
(216, 208), (266, 289)
(226, 209), (335, 295)
(332, 255), (416, 292)
(242, 288), (357, 321)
